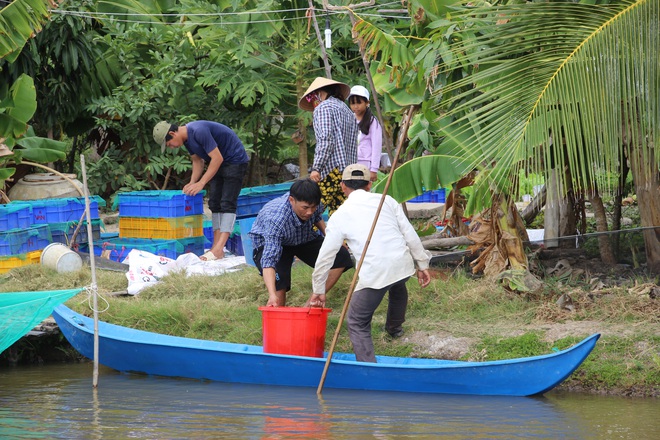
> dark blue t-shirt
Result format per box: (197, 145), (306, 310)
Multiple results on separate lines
(184, 121), (249, 164)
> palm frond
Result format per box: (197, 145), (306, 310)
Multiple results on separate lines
(440, 0), (658, 204)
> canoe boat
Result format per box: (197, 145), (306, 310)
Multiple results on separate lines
(0, 288), (83, 354)
(52, 304), (599, 396)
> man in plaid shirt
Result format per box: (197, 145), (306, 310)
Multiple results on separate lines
(248, 178), (353, 307)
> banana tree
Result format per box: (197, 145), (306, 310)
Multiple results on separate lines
(0, 74), (67, 196)
(0, 0), (60, 62)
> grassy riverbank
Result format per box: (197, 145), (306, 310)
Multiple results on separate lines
(2, 261), (658, 397)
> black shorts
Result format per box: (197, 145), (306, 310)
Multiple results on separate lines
(253, 236), (353, 292)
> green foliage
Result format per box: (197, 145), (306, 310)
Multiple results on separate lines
(0, 0), (54, 62)
(0, 2), (110, 137)
(76, 149), (130, 197)
(372, 154), (474, 203)
(0, 75), (66, 189)
(0, 74), (36, 143)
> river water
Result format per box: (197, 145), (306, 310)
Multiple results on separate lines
(0, 363), (657, 439)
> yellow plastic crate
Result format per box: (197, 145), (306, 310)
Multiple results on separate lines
(119, 215), (204, 239)
(0, 250), (42, 274)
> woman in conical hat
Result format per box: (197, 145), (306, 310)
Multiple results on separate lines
(298, 77), (359, 215)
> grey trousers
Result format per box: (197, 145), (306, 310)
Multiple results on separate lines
(347, 277), (410, 363)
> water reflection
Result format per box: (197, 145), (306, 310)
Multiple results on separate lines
(0, 363), (656, 439)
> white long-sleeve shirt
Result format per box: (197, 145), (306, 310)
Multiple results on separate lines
(312, 189), (431, 293)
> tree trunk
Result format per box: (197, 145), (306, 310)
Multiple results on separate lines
(522, 184), (546, 225)
(544, 168), (576, 248)
(296, 77), (309, 178)
(612, 156), (628, 255)
(588, 186), (617, 265)
(628, 146), (660, 273)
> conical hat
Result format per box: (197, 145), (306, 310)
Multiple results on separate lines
(298, 77), (351, 111)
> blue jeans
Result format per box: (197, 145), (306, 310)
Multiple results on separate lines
(208, 162), (248, 213)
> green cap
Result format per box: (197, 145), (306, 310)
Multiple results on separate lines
(153, 121), (171, 153)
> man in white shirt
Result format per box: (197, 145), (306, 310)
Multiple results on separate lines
(308, 164), (432, 362)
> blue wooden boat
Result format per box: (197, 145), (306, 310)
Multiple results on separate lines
(52, 304), (599, 396)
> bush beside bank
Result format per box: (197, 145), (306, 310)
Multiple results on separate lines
(1, 263), (658, 397)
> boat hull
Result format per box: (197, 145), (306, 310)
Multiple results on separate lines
(52, 305), (599, 396)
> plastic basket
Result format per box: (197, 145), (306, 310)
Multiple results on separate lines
(176, 236), (205, 256)
(236, 182), (293, 218)
(119, 215), (204, 239)
(0, 250), (42, 274)
(238, 217), (257, 266)
(408, 188), (446, 204)
(226, 234), (243, 256)
(0, 203), (32, 231)
(49, 219), (103, 246)
(203, 220), (213, 246)
(0, 225), (52, 256)
(117, 190), (205, 218)
(12, 197), (104, 224)
(94, 238), (180, 262)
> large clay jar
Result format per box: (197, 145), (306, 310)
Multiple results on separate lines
(7, 173), (84, 200)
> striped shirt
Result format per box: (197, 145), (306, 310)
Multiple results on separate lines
(248, 193), (324, 268)
(312, 96), (359, 179)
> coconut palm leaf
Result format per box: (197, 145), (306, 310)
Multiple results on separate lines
(439, 0), (658, 208)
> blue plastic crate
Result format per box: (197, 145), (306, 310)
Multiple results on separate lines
(408, 188), (446, 204)
(238, 216), (257, 266)
(177, 236), (205, 256)
(49, 219), (103, 246)
(226, 234), (244, 256)
(93, 238), (179, 262)
(117, 190), (205, 217)
(13, 197), (104, 224)
(236, 182), (293, 218)
(0, 203), (32, 231)
(203, 220), (213, 247)
(0, 225), (52, 256)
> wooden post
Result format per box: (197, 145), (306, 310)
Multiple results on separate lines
(308, 0), (332, 78)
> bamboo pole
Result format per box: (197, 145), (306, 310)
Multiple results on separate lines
(80, 155), (100, 388)
(317, 105), (418, 395)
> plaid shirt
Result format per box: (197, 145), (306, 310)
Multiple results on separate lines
(312, 96), (359, 179)
(248, 193), (324, 268)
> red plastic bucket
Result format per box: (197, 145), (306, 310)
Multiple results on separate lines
(258, 307), (332, 357)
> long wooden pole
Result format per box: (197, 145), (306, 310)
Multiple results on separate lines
(317, 105), (418, 395)
(80, 155), (100, 388)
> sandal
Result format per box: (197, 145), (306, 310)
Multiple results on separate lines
(200, 251), (219, 261)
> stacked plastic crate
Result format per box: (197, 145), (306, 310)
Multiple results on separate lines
(407, 188), (446, 204)
(105, 191), (205, 262)
(0, 204), (47, 273)
(27, 196), (105, 251)
(234, 182), (293, 266)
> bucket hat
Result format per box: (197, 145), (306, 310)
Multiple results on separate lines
(298, 77), (351, 111)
